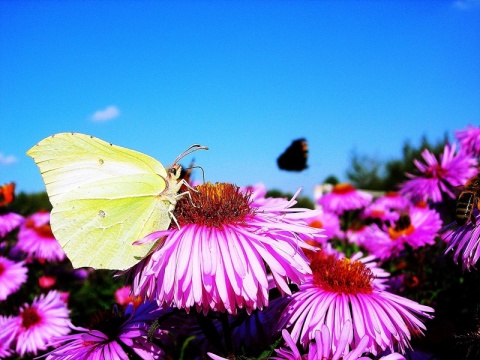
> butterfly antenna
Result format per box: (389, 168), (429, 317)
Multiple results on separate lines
(173, 144), (209, 165)
(189, 165), (206, 184)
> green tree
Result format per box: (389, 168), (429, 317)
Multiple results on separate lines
(347, 134), (449, 191)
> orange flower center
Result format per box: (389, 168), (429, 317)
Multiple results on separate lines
(311, 251), (373, 294)
(21, 307), (42, 328)
(388, 225), (415, 240)
(388, 214), (415, 240)
(370, 209), (385, 218)
(385, 191), (400, 198)
(173, 182), (254, 228)
(309, 220), (323, 229)
(332, 183), (356, 195)
(26, 219), (54, 238)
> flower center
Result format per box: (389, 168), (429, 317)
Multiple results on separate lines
(173, 182), (254, 228)
(311, 252), (373, 294)
(425, 164), (446, 179)
(0, 262), (4, 276)
(370, 209), (385, 218)
(88, 308), (126, 340)
(21, 307), (42, 328)
(385, 191), (400, 198)
(309, 219), (323, 229)
(388, 214), (415, 240)
(26, 219), (54, 238)
(332, 183), (356, 195)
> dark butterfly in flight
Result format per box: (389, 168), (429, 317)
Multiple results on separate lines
(277, 138), (308, 172)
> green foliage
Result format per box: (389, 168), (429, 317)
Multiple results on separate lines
(323, 175), (340, 185)
(9, 191), (52, 216)
(347, 134), (449, 191)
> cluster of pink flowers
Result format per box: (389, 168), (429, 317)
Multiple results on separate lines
(3, 124), (480, 359)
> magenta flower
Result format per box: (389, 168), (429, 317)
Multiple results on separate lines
(349, 252), (390, 290)
(444, 209), (480, 270)
(279, 252), (434, 355)
(455, 124), (480, 156)
(0, 256), (28, 300)
(45, 302), (166, 360)
(15, 211), (66, 262)
(115, 285), (134, 307)
(0, 316), (17, 358)
(0, 212), (24, 239)
(130, 182), (321, 315)
(272, 323), (406, 360)
(362, 191), (412, 223)
(7, 291), (71, 357)
(373, 191), (411, 211)
(362, 205), (442, 260)
(308, 210), (341, 241)
(317, 183), (372, 214)
(399, 143), (478, 203)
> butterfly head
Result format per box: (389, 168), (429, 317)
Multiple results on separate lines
(167, 164), (183, 181)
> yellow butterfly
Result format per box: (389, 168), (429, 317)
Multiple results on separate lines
(27, 132), (207, 270)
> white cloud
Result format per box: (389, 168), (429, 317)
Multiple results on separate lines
(0, 152), (18, 166)
(91, 105), (120, 122)
(453, 0), (480, 10)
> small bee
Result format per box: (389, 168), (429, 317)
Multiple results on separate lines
(456, 173), (480, 226)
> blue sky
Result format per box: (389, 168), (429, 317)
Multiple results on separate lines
(1, 0), (479, 200)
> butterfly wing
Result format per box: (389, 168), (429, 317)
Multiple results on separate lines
(27, 133), (172, 270)
(277, 138), (309, 172)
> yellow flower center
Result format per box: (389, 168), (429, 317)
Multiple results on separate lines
(332, 183), (356, 195)
(173, 182), (254, 228)
(388, 214), (415, 240)
(311, 251), (373, 294)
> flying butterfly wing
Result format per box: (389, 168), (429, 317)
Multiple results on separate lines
(27, 133), (173, 270)
(277, 138), (309, 172)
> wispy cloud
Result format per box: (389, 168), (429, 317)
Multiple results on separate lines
(0, 152), (18, 166)
(453, 0), (480, 10)
(91, 105), (120, 122)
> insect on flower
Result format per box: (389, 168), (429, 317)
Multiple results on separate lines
(456, 173), (480, 226)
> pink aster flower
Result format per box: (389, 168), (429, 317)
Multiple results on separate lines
(373, 191), (411, 211)
(349, 252), (390, 290)
(271, 323), (406, 360)
(399, 143), (478, 203)
(443, 209), (480, 270)
(0, 256), (28, 300)
(317, 183), (372, 214)
(15, 211), (66, 262)
(0, 316), (17, 358)
(115, 285), (134, 307)
(279, 251), (434, 355)
(455, 124), (480, 156)
(346, 224), (371, 247)
(45, 301), (166, 360)
(362, 206), (442, 260)
(308, 210), (341, 241)
(0, 212), (24, 238)
(362, 192), (412, 223)
(8, 290), (71, 356)
(130, 182), (322, 315)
